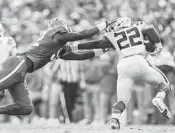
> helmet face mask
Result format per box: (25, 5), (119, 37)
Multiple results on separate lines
(106, 17), (132, 32)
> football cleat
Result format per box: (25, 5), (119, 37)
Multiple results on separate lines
(152, 97), (171, 119)
(109, 118), (120, 130)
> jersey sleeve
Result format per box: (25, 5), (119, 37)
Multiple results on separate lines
(53, 27), (99, 43)
(104, 32), (119, 51)
(141, 25), (161, 44)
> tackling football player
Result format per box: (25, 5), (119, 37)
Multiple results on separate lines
(0, 18), (114, 116)
(60, 17), (171, 129)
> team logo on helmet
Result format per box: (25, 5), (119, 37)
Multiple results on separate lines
(106, 17), (132, 32)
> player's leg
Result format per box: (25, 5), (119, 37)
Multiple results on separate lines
(141, 60), (171, 118)
(0, 82), (33, 115)
(110, 78), (134, 129)
(48, 83), (61, 121)
(0, 56), (28, 90)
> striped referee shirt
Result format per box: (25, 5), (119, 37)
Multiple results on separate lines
(52, 58), (84, 83)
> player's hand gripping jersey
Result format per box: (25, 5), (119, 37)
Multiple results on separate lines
(59, 20), (162, 60)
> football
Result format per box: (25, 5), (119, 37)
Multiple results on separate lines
(144, 35), (156, 52)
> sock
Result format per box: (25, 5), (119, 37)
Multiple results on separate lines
(112, 110), (121, 119)
(112, 101), (126, 119)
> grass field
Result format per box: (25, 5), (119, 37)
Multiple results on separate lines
(0, 124), (175, 133)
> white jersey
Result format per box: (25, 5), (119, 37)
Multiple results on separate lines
(0, 37), (16, 64)
(105, 25), (147, 59)
(110, 24), (170, 107)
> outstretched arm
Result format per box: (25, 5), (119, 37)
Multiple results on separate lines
(70, 36), (114, 51)
(53, 20), (116, 42)
(59, 50), (105, 60)
(58, 35), (114, 60)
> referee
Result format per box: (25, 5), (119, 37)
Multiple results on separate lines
(53, 58), (84, 122)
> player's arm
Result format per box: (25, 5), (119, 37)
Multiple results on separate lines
(59, 50), (104, 60)
(142, 25), (163, 54)
(69, 36), (114, 51)
(53, 20), (116, 42)
(59, 37), (114, 60)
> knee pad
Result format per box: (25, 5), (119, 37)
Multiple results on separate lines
(157, 82), (171, 92)
(19, 105), (33, 115)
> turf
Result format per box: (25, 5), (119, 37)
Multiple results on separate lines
(0, 124), (175, 133)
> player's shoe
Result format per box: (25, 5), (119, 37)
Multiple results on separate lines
(152, 97), (171, 119)
(109, 118), (120, 129)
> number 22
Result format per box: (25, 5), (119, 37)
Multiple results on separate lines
(114, 27), (142, 50)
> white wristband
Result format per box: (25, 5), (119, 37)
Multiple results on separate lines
(96, 21), (107, 31)
(71, 44), (79, 52)
(93, 49), (104, 56)
(155, 42), (163, 49)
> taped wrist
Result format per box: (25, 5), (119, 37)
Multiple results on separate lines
(96, 21), (107, 31)
(93, 49), (105, 56)
(71, 44), (78, 52)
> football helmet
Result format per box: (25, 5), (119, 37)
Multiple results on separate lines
(47, 18), (69, 33)
(106, 17), (132, 32)
(0, 23), (5, 37)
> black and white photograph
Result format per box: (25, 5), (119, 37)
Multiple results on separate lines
(0, 0), (175, 133)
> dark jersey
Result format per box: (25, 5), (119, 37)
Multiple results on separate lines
(21, 27), (65, 72)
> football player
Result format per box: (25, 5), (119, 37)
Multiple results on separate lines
(0, 18), (114, 116)
(60, 17), (171, 129)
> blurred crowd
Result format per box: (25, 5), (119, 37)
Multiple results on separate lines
(0, 0), (175, 126)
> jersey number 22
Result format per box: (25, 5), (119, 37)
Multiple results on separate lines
(114, 27), (142, 50)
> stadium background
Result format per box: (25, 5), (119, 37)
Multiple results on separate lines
(0, 0), (175, 129)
